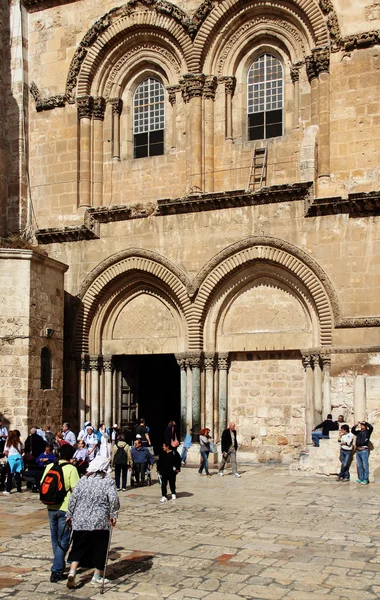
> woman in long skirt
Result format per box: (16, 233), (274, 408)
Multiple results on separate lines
(65, 456), (119, 589)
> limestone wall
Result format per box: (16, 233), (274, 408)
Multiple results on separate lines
(229, 355), (305, 464)
(0, 250), (67, 439)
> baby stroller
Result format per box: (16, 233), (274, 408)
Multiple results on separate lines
(130, 446), (154, 487)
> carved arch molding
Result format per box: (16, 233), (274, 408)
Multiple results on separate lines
(29, 0), (344, 111)
(74, 237), (343, 355)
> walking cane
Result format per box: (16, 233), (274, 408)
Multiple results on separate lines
(100, 525), (113, 595)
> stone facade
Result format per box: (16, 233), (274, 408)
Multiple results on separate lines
(0, 250), (67, 438)
(1, 0), (380, 467)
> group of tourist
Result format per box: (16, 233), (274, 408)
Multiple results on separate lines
(312, 414), (374, 484)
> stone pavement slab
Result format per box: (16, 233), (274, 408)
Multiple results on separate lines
(1, 465), (380, 599)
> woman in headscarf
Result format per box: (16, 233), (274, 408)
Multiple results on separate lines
(98, 423), (111, 459)
(82, 425), (98, 461)
(65, 456), (119, 589)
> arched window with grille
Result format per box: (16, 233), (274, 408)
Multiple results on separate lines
(247, 54), (283, 141)
(41, 347), (52, 390)
(133, 77), (165, 159)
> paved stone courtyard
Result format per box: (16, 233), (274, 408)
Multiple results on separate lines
(0, 464), (379, 600)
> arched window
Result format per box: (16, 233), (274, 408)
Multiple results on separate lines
(133, 77), (165, 159)
(247, 54), (283, 141)
(41, 347), (52, 390)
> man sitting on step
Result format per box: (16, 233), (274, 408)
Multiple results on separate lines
(312, 414), (339, 447)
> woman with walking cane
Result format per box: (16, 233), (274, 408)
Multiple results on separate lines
(65, 455), (119, 589)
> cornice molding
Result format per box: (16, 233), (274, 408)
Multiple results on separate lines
(30, 82), (66, 112)
(306, 191), (380, 217)
(35, 217), (99, 244)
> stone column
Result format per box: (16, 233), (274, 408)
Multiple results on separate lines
(189, 354), (202, 435)
(203, 76), (217, 192)
(218, 76), (236, 140)
(354, 375), (366, 422)
(109, 98), (123, 160)
(167, 85), (180, 149)
(321, 354), (331, 417)
(180, 74), (205, 192)
(218, 353), (230, 434)
(103, 355), (113, 428)
(112, 368), (119, 426)
(290, 66), (300, 129)
(77, 95), (94, 208)
(312, 353), (322, 423)
(78, 355), (88, 428)
(315, 49), (330, 177)
(175, 354), (188, 439)
(92, 97), (106, 207)
(204, 353), (215, 436)
(185, 357), (193, 430)
(302, 354), (314, 445)
(89, 355), (100, 428)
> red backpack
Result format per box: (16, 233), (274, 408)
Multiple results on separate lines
(40, 462), (70, 505)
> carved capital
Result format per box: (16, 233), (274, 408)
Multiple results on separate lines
(166, 85), (180, 106)
(103, 355), (114, 371)
(204, 354), (216, 370)
(217, 353), (230, 371)
(302, 354), (312, 369)
(187, 353), (203, 369)
(77, 95), (94, 119)
(218, 76), (236, 96)
(180, 73), (205, 103)
(89, 355), (100, 371)
(175, 353), (186, 369)
(108, 97), (123, 116)
(313, 47), (330, 75)
(79, 354), (89, 371)
(203, 76), (218, 100)
(290, 66), (300, 84)
(311, 353), (321, 369)
(320, 354), (332, 368)
(93, 97), (106, 120)
(305, 55), (317, 82)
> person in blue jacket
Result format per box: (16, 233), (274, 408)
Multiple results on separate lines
(130, 439), (154, 485)
(181, 428), (193, 465)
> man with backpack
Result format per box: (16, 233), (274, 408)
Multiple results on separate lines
(40, 444), (79, 582)
(111, 434), (132, 491)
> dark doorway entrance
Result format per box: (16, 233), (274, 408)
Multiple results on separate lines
(115, 354), (180, 454)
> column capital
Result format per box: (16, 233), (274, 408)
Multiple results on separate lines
(187, 352), (203, 369)
(103, 355), (114, 371)
(89, 355), (100, 371)
(166, 85), (181, 106)
(320, 353), (331, 367)
(218, 76), (236, 96)
(78, 354), (89, 371)
(204, 353), (216, 370)
(302, 354), (313, 369)
(77, 95), (94, 119)
(290, 65), (300, 84)
(203, 75), (218, 100)
(217, 352), (230, 371)
(108, 97), (123, 115)
(180, 73), (206, 103)
(93, 97), (106, 120)
(311, 353), (321, 368)
(175, 353), (187, 369)
(306, 48), (330, 83)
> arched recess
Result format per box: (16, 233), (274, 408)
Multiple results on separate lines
(194, 0), (331, 73)
(188, 237), (339, 350)
(75, 249), (192, 356)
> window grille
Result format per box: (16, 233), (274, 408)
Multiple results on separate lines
(41, 347), (52, 390)
(133, 78), (165, 159)
(247, 54), (283, 141)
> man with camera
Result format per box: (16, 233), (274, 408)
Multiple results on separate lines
(218, 422), (241, 478)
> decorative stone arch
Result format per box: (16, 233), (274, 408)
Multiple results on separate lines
(75, 249), (192, 355)
(188, 236), (339, 350)
(194, 0), (331, 74)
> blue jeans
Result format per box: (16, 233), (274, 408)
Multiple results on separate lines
(356, 449), (369, 482)
(199, 451), (210, 475)
(181, 447), (189, 463)
(48, 509), (71, 575)
(312, 431), (329, 447)
(338, 448), (352, 480)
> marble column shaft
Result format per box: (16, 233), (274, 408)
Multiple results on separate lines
(103, 355), (113, 428)
(204, 354), (215, 437)
(78, 356), (88, 429)
(189, 354), (202, 434)
(312, 354), (322, 422)
(354, 375), (366, 422)
(321, 354), (331, 417)
(218, 353), (229, 434)
(77, 96), (93, 208)
(176, 355), (188, 439)
(92, 97), (106, 206)
(89, 355), (100, 428)
(303, 355), (314, 444)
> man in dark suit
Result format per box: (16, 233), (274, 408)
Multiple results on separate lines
(218, 422), (241, 478)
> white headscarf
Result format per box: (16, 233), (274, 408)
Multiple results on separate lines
(86, 455), (111, 474)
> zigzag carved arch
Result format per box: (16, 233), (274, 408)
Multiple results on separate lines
(189, 236), (339, 349)
(75, 248), (192, 355)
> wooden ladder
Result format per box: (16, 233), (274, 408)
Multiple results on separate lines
(247, 142), (268, 192)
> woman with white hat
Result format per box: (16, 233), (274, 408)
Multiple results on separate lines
(65, 455), (119, 589)
(82, 425), (98, 462)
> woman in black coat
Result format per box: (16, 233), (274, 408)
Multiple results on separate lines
(157, 442), (181, 503)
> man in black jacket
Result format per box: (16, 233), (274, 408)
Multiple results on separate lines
(351, 421), (373, 485)
(311, 414), (338, 447)
(218, 422), (241, 478)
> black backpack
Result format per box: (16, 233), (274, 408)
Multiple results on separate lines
(40, 462), (70, 505)
(114, 444), (127, 465)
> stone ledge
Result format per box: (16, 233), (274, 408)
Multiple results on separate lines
(87, 202), (155, 223)
(306, 191), (380, 217)
(35, 220), (99, 244)
(0, 248), (68, 271)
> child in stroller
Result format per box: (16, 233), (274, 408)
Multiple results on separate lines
(130, 440), (154, 486)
